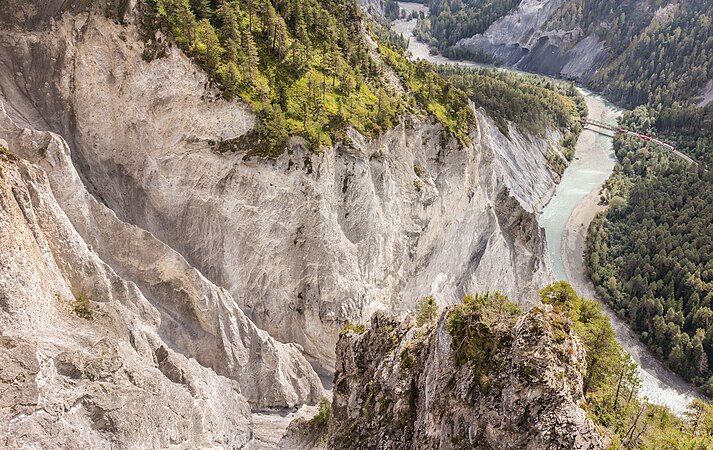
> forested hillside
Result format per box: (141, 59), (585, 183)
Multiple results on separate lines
(415, 0), (712, 109)
(439, 67), (585, 137)
(439, 66), (586, 173)
(588, 0), (713, 109)
(586, 105), (713, 394)
(140, 0), (589, 160)
(142, 0), (474, 154)
(413, 0), (519, 53)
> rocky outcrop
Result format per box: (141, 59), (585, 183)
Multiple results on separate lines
(0, 1), (560, 374)
(0, 92), (326, 446)
(306, 303), (604, 449)
(698, 80), (713, 107)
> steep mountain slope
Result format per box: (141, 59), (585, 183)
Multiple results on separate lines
(0, 103), (323, 446)
(429, 0), (712, 108)
(280, 289), (608, 449)
(0, 0), (570, 373)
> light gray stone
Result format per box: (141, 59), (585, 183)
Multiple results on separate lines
(308, 304), (604, 449)
(0, 0), (562, 372)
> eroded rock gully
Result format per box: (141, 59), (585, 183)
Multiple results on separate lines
(0, 1), (568, 445)
(1, 3), (561, 369)
(0, 97), (322, 446)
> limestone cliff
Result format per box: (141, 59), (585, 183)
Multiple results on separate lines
(0, 144), (248, 448)
(0, 1), (563, 372)
(357, 0), (386, 17)
(282, 301), (604, 449)
(456, 0), (609, 81)
(0, 96), (324, 445)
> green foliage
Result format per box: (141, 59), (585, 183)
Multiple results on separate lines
(480, 283), (713, 449)
(438, 66), (586, 161)
(413, 0), (520, 56)
(376, 42), (475, 144)
(418, 0), (712, 109)
(415, 295), (438, 326)
(142, 0), (476, 155)
(540, 281), (580, 311)
(586, 105), (713, 395)
(400, 343), (415, 369)
(73, 293), (94, 320)
(544, 0), (713, 109)
(446, 291), (520, 380)
(546, 150), (568, 176)
(341, 322), (368, 335)
(310, 397), (332, 428)
(383, 0), (401, 21)
(607, 400), (713, 449)
(584, 0), (713, 109)
(144, 0), (387, 153)
(540, 282), (621, 395)
(538, 283), (676, 449)
(0, 146), (20, 161)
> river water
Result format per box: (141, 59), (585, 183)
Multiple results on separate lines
(539, 90), (620, 280)
(393, 1), (701, 415)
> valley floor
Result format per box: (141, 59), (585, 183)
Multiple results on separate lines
(251, 405), (319, 449)
(393, 0), (705, 416)
(561, 100), (703, 415)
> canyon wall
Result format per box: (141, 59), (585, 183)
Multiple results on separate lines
(0, 1), (559, 373)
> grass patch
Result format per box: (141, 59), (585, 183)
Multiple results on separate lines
(341, 323), (367, 335)
(309, 397), (332, 428)
(72, 293), (94, 320)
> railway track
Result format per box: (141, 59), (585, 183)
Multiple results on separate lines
(583, 119), (697, 165)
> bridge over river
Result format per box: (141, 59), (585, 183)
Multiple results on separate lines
(394, 0), (704, 416)
(584, 119), (697, 165)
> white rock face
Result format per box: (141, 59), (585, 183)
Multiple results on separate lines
(458, 0), (609, 81)
(698, 80), (713, 107)
(0, 100), (323, 408)
(0, 94), (328, 446)
(0, 6), (561, 371)
(357, 0), (386, 16)
(0, 144), (251, 448)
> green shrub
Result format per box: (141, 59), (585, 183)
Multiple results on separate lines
(0, 146), (21, 161)
(400, 343), (415, 369)
(415, 295), (438, 326)
(341, 323), (367, 335)
(310, 397), (332, 428)
(446, 291), (520, 388)
(73, 293), (93, 320)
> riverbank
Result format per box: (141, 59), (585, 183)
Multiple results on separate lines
(539, 93), (618, 280)
(393, 0), (702, 416)
(553, 91), (703, 417)
(561, 137), (704, 416)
